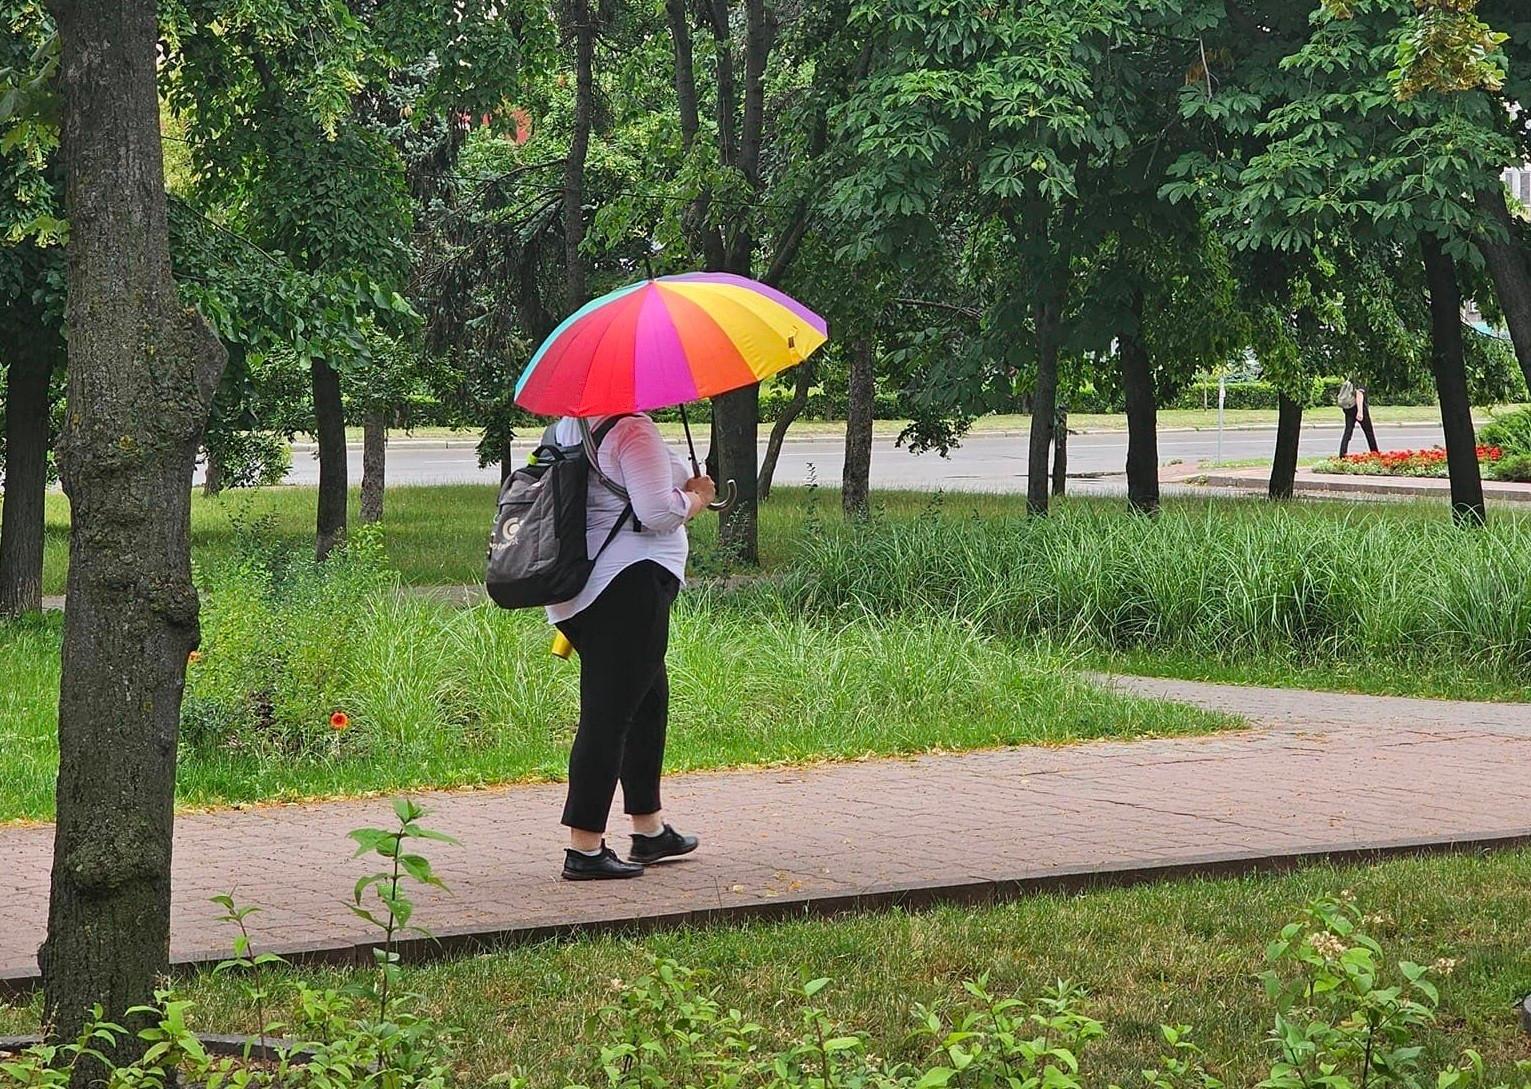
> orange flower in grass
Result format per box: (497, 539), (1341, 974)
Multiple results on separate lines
(187, 650), (203, 665)
(330, 711), (351, 732)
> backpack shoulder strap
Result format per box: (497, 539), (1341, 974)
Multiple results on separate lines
(590, 413), (636, 447)
(581, 414), (644, 534)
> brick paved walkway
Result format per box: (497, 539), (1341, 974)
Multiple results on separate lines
(3, 677), (1529, 989)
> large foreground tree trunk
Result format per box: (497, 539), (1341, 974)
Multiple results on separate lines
(1027, 290), (1062, 516)
(1421, 237), (1486, 525)
(714, 384), (760, 564)
(40, 1), (227, 1077)
(0, 332), (59, 615)
(842, 337), (875, 518)
(1118, 298), (1159, 515)
(1473, 185), (1531, 393)
(758, 362), (812, 500)
(311, 358), (347, 559)
(1268, 394), (1303, 499)
(359, 408), (386, 524)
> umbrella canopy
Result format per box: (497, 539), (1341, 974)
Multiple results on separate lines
(513, 272), (828, 417)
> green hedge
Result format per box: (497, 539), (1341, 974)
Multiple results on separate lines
(1479, 406), (1531, 455)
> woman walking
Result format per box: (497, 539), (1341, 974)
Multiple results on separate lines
(1338, 379), (1380, 456)
(549, 413), (715, 880)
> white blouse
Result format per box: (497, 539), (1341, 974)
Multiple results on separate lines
(545, 414), (692, 624)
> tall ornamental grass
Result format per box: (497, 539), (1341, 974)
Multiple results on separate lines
(780, 502), (1531, 673)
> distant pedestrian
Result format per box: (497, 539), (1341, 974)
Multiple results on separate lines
(1337, 378), (1379, 456)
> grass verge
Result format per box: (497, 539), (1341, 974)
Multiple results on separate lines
(0, 566), (1233, 823)
(4, 848), (1527, 1085)
(780, 497), (1531, 683)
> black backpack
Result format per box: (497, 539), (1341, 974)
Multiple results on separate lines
(485, 416), (637, 609)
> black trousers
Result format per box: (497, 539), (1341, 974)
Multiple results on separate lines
(556, 561), (680, 833)
(1340, 407), (1379, 456)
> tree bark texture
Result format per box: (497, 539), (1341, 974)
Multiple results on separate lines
(758, 361), (812, 500)
(1268, 394), (1302, 499)
(562, 0), (593, 309)
(714, 385), (760, 564)
(842, 336), (875, 518)
(1118, 315), (1159, 515)
(1473, 185), (1531, 394)
(1051, 407), (1068, 497)
(359, 408), (386, 524)
(1421, 236), (1487, 525)
(0, 328), (59, 615)
(40, 1), (227, 1076)
(1027, 290), (1062, 516)
(311, 357), (347, 559)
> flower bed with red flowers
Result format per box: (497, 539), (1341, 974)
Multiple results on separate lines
(1314, 445), (1504, 478)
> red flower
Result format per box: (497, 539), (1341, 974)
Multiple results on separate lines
(330, 711), (351, 732)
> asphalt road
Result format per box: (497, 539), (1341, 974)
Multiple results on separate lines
(280, 420), (1449, 492)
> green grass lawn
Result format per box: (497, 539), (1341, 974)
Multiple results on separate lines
(5, 849), (1527, 1086)
(0, 597), (1234, 823)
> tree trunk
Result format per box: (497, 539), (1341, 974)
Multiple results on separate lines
(842, 337), (875, 519)
(1118, 307), (1159, 515)
(201, 446), (224, 497)
(665, 0), (726, 270)
(311, 358), (347, 559)
(1027, 290), (1062, 516)
(563, 0), (593, 308)
(499, 435), (517, 487)
(714, 385), (760, 564)
(0, 336), (58, 616)
(1421, 236), (1487, 526)
(40, 1), (227, 1076)
(359, 408), (386, 524)
(1051, 407), (1068, 496)
(1268, 394), (1303, 499)
(758, 363), (812, 500)
(1473, 185), (1531, 393)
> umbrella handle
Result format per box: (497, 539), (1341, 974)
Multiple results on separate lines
(709, 479), (737, 513)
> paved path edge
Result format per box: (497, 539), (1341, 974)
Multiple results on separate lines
(7, 826), (1528, 998)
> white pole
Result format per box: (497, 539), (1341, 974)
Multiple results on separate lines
(1217, 372), (1226, 465)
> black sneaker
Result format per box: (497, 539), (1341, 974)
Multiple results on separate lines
(562, 844), (645, 881)
(629, 824), (699, 865)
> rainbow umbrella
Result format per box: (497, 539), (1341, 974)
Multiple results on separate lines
(514, 272), (828, 417)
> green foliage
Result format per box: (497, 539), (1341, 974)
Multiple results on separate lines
(181, 519), (400, 756)
(783, 502), (1531, 672)
(1477, 406), (1531, 455)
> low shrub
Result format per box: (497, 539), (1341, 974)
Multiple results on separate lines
(1489, 452), (1531, 483)
(1479, 406), (1531, 456)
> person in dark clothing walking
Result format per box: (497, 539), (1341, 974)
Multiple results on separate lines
(1338, 379), (1380, 456)
(546, 413), (715, 881)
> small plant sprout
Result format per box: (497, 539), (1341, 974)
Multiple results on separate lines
(212, 892), (290, 1058)
(347, 797), (460, 1024)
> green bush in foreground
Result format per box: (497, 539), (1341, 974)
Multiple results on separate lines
(781, 502), (1531, 674)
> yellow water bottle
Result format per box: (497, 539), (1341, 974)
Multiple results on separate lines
(551, 631), (574, 660)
